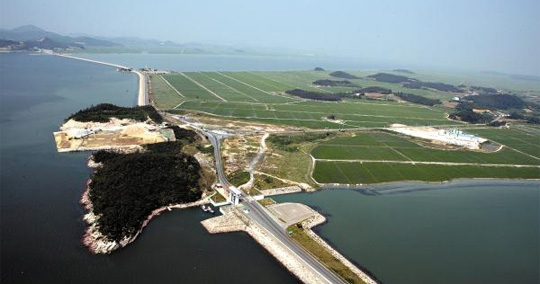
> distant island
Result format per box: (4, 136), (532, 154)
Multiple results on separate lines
(392, 69), (415, 74)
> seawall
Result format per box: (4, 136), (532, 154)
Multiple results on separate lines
(54, 53), (148, 106)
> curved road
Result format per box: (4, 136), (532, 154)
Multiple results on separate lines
(205, 130), (346, 284)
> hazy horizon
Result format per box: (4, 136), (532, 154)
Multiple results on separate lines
(1, 0), (539, 76)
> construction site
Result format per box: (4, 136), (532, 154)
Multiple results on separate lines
(53, 118), (176, 152)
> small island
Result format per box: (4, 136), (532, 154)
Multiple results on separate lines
(56, 104), (215, 253)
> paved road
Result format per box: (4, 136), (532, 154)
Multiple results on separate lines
(204, 130), (346, 284)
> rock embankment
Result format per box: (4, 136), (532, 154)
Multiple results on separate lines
(81, 181), (209, 254)
(301, 216), (379, 284)
(202, 207), (328, 284)
(201, 205), (379, 284)
(259, 185), (302, 196)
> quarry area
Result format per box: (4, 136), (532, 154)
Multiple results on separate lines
(53, 118), (176, 152)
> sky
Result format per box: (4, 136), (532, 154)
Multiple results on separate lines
(1, 0), (539, 75)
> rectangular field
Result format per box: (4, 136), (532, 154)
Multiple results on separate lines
(313, 161), (540, 184)
(152, 70), (461, 129)
(162, 73), (223, 101)
(311, 132), (540, 165)
(149, 75), (183, 109)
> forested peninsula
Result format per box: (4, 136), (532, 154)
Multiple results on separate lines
(71, 105), (211, 254)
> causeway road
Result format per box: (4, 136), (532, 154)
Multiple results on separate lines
(204, 130), (346, 284)
(54, 53), (148, 106)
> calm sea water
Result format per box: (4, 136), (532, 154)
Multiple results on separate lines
(1, 53), (539, 284)
(0, 53), (297, 284)
(77, 53), (391, 72)
(275, 181), (540, 284)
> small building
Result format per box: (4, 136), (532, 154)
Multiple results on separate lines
(229, 186), (242, 205)
(472, 109), (491, 114)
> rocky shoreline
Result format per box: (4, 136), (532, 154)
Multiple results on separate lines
(80, 156), (209, 254)
(201, 205), (379, 284)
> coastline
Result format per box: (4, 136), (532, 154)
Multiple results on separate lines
(81, 157), (210, 254)
(202, 205), (379, 284)
(81, 179), (209, 254)
(54, 53), (148, 106)
(321, 178), (540, 195)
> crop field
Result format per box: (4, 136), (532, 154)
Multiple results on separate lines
(310, 131), (540, 183)
(467, 127), (540, 159)
(313, 162), (540, 184)
(149, 75), (184, 109)
(170, 99), (454, 129)
(312, 132), (540, 165)
(152, 70), (462, 129)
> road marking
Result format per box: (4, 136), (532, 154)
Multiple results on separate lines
(173, 101), (186, 109)
(216, 72), (300, 101)
(180, 72), (228, 102)
(160, 75), (185, 98)
(199, 72), (260, 102)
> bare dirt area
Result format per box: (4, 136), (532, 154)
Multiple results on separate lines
(54, 118), (174, 152)
(222, 135), (262, 175)
(179, 113), (299, 133)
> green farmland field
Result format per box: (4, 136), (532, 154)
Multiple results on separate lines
(152, 70), (461, 129)
(151, 70), (540, 184)
(312, 131), (540, 165)
(310, 130), (540, 184)
(313, 162), (540, 184)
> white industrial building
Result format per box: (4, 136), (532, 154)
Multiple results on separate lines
(389, 124), (488, 149)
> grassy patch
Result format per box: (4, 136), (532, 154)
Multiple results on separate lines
(227, 171), (251, 187)
(287, 224), (367, 284)
(149, 75), (183, 109)
(210, 190), (227, 203)
(257, 198), (276, 206)
(254, 174), (291, 190)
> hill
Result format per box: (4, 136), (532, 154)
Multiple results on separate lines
(329, 71), (360, 79)
(392, 69), (415, 74)
(312, 79), (358, 87)
(0, 25), (120, 50)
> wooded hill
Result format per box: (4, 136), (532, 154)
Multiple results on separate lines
(67, 104), (163, 123)
(312, 79), (359, 87)
(395, 92), (441, 106)
(329, 71), (360, 79)
(89, 128), (203, 242)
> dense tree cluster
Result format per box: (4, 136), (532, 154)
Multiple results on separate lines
(312, 79), (358, 87)
(67, 104), (163, 123)
(367, 73), (411, 83)
(89, 149), (202, 242)
(462, 94), (535, 110)
(88, 127), (202, 242)
(168, 125), (197, 142)
(449, 104), (494, 124)
(394, 92), (441, 106)
(268, 132), (334, 152)
(392, 69), (415, 74)
(403, 81), (462, 92)
(368, 73), (462, 92)
(329, 71), (360, 79)
(508, 112), (540, 124)
(285, 89), (344, 101)
(355, 86), (392, 94)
